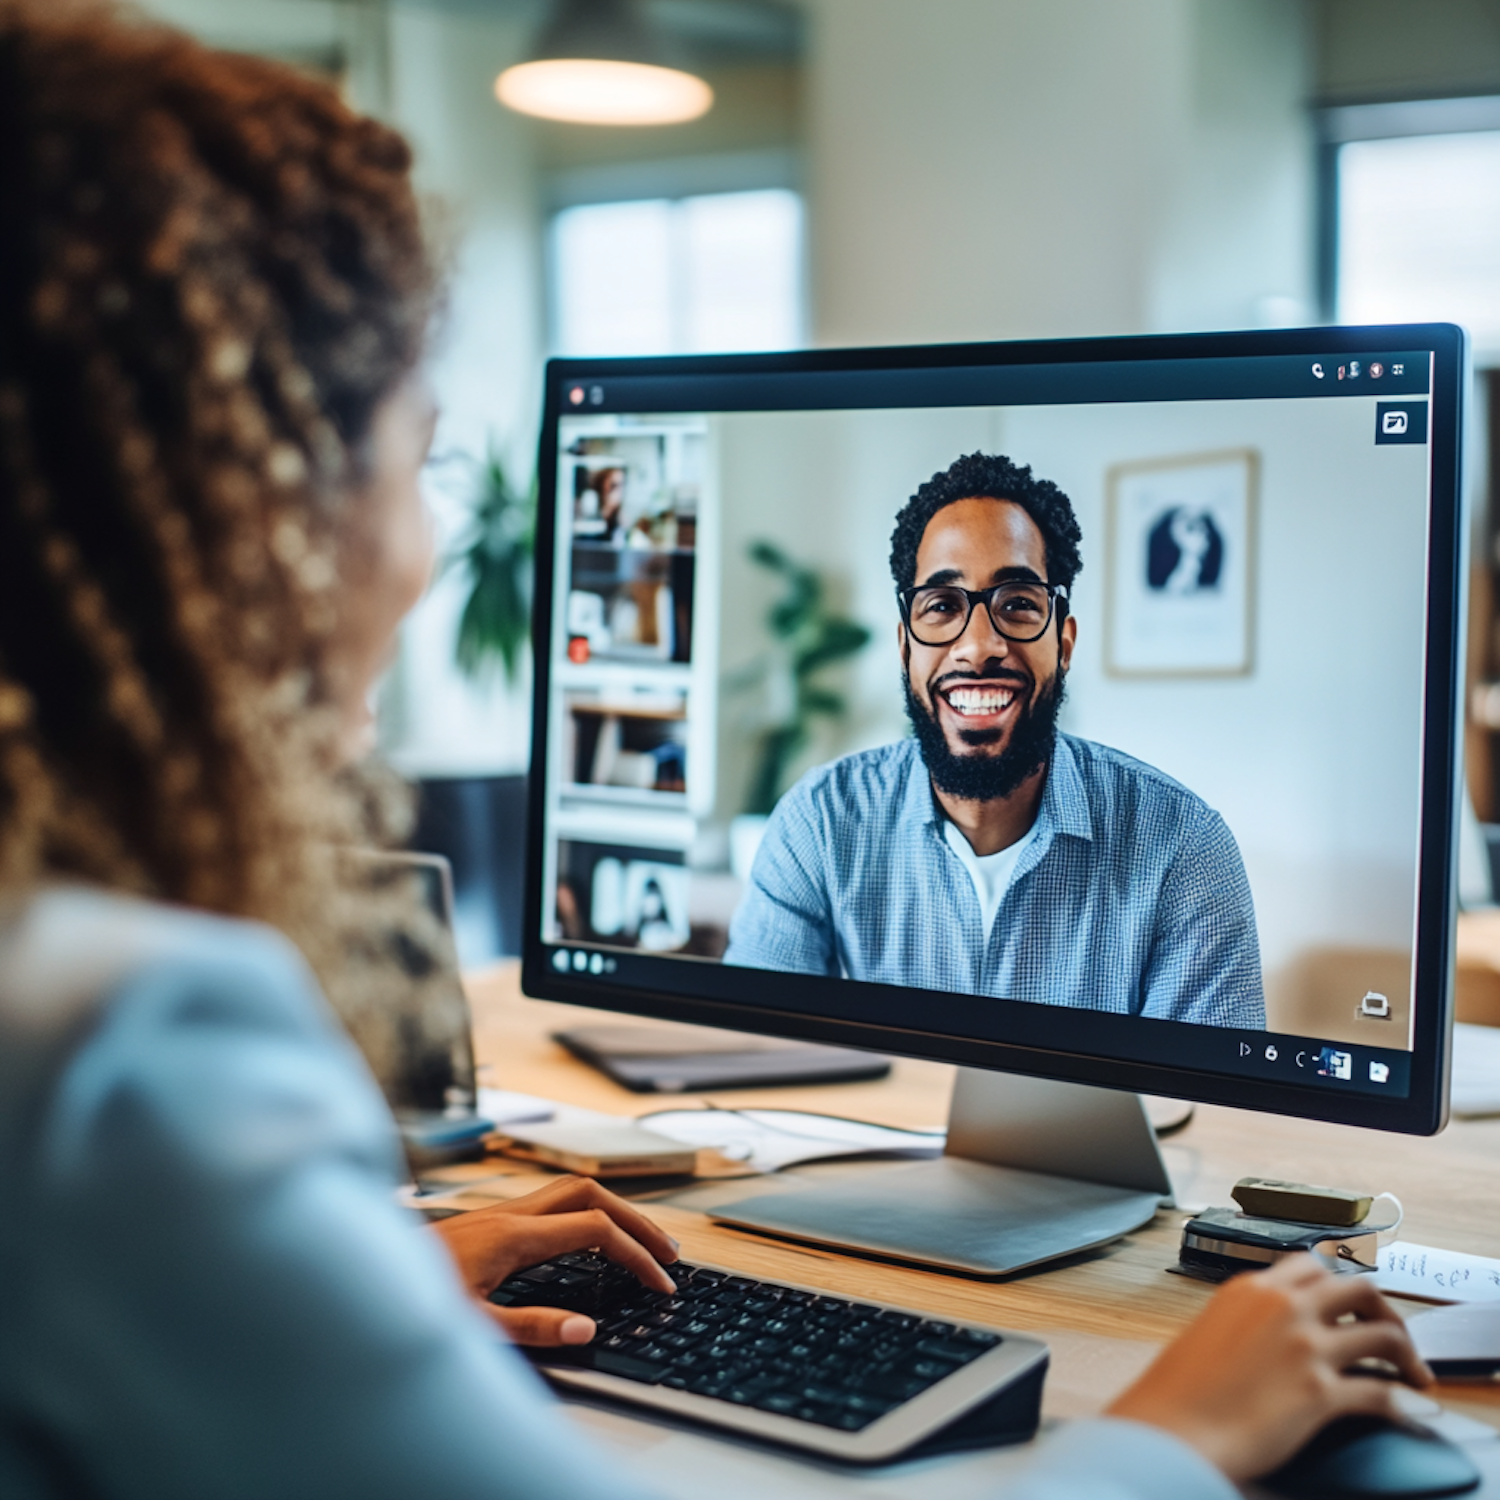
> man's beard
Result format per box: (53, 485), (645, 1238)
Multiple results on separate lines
(903, 666), (1067, 803)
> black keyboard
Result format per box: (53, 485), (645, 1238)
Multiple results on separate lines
(489, 1251), (1049, 1461)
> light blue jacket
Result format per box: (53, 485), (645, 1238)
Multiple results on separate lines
(0, 889), (1236, 1500)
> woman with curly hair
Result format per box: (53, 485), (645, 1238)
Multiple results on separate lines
(0, 4), (1432, 1498)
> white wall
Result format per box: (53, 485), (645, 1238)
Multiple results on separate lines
(805, 0), (1314, 346)
(380, 3), (543, 777)
(136, 0), (545, 777)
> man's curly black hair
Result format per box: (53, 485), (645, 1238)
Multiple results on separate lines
(889, 453), (1083, 604)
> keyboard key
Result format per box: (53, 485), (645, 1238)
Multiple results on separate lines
(864, 1372), (930, 1401)
(588, 1349), (669, 1383)
(754, 1390), (802, 1415)
(794, 1401), (845, 1427)
(797, 1383), (850, 1406)
(915, 1337), (985, 1364)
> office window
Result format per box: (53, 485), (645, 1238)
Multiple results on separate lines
(1337, 129), (1500, 345)
(552, 188), (803, 357)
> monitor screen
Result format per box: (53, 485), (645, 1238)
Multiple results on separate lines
(523, 328), (1465, 1134)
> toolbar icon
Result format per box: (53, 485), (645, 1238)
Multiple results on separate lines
(1311, 362), (1324, 379)
(1318, 1047), (1353, 1081)
(1370, 362), (1385, 378)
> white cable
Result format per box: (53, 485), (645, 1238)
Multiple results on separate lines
(1370, 1191), (1404, 1240)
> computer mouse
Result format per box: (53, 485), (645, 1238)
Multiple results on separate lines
(1262, 1414), (1480, 1498)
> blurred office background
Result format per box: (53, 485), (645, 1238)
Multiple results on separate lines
(137, 0), (1500, 972)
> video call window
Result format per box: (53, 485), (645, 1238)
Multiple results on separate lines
(539, 387), (1431, 1057)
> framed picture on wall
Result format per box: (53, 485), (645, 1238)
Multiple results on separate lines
(1104, 448), (1258, 677)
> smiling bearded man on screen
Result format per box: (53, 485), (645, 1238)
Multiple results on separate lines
(725, 452), (1266, 1028)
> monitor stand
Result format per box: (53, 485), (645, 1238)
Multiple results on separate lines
(711, 1069), (1173, 1277)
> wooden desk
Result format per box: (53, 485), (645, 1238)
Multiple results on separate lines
(458, 963), (1500, 1496)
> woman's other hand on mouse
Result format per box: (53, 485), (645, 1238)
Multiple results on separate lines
(430, 1176), (680, 1347)
(1105, 1254), (1434, 1482)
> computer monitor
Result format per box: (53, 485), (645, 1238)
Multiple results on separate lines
(523, 326), (1466, 1274)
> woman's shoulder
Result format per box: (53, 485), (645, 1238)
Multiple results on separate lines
(1, 884), (309, 1022)
(3, 884), (397, 1217)
(0, 886), (331, 1137)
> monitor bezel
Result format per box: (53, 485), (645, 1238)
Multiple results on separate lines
(522, 324), (1466, 1136)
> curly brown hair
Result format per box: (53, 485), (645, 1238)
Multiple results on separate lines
(0, 0), (446, 1054)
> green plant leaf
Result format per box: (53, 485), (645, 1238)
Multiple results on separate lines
(450, 444), (535, 685)
(799, 687), (847, 717)
(795, 617), (872, 676)
(731, 538), (875, 811)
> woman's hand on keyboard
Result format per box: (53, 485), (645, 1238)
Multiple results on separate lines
(431, 1175), (680, 1347)
(1104, 1254), (1433, 1481)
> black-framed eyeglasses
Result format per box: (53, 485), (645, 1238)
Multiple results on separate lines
(897, 580), (1068, 646)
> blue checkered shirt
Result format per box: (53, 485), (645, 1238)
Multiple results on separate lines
(725, 734), (1265, 1027)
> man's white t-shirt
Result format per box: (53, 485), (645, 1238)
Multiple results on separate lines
(943, 817), (1040, 940)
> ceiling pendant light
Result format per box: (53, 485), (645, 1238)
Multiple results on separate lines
(496, 0), (714, 127)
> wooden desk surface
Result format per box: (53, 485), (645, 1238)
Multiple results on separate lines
(459, 962), (1500, 1485)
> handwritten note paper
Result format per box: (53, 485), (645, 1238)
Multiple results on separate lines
(1375, 1241), (1500, 1303)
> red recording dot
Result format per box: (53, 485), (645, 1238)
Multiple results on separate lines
(567, 636), (591, 664)
(568, 386), (585, 406)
